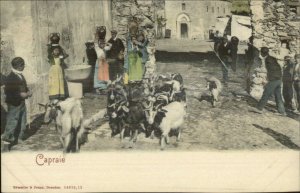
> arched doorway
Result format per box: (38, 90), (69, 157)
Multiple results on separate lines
(176, 13), (191, 39)
(181, 23), (188, 38)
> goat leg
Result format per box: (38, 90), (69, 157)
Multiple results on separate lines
(59, 136), (64, 148)
(150, 130), (155, 139)
(75, 129), (79, 152)
(140, 123), (146, 132)
(120, 128), (125, 142)
(133, 129), (138, 143)
(63, 133), (72, 153)
(176, 128), (181, 142)
(129, 129), (138, 148)
(165, 134), (170, 144)
(160, 135), (166, 150)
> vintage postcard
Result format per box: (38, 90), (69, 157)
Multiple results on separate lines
(1, 0), (299, 192)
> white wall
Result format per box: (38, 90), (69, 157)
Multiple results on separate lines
(231, 15), (252, 41)
(165, 0), (232, 40)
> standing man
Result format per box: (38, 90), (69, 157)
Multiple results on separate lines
(293, 54), (300, 112)
(217, 36), (231, 86)
(229, 36), (239, 72)
(213, 30), (222, 52)
(107, 30), (125, 81)
(253, 47), (286, 116)
(2, 57), (32, 145)
(245, 36), (255, 92)
(282, 55), (296, 111)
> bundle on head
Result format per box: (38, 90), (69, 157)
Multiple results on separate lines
(96, 26), (106, 40)
(49, 33), (60, 44)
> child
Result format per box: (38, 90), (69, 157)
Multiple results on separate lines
(94, 39), (112, 94)
(2, 57), (32, 144)
(48, 46), (67, 100)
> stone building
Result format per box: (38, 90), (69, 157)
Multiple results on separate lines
(164, 0), (232, 40)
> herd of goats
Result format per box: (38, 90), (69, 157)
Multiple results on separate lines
(40, 73), (222, 152)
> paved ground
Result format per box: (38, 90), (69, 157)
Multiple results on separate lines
(2, 40), (300, 152)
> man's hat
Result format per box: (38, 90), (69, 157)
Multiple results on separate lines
(111, 29), (117, 34)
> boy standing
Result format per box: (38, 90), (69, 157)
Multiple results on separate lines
(2, 57), (32, 144)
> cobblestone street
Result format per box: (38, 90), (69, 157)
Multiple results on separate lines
(5, 40), (300, 152)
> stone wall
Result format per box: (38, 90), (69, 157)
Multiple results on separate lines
(1, 1), (111, 121)
(111, 0), (156, 78)
(249, 0), (300, 99)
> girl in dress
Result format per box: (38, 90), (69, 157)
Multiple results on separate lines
(48, 46), (67, 100)
(93, 39), (112, 94)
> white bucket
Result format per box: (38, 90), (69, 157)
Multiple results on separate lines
(67, 81), (83, 99)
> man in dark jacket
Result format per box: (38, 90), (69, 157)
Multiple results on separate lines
(107, 30), (125, 81)
(282, 56), (296, 111)
(229, 36), (239, 72)
(245, 36), (255, 92)
(254, 47), (286, 115)
(2, 57), (32, 144)
(213, 30), (222, 52)
(218, 36), (231, 85)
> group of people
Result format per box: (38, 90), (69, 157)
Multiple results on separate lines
(92, 29), (149, 94)
(1, 27), (150, 146)
(213, 30), (239, 86)
(282, 54), (300, 113)
(252, 48), (300, 115)
(213, 31), (300, 116)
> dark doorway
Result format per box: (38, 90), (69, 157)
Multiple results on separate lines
(180, 23), (188, 39)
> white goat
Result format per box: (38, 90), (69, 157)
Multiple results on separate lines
(146, 101), (186, 150)
(42, 98), (85, 153)
(205, 76), (222, 107)
(164, 80), (181, 102)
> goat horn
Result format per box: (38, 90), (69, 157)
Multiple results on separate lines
(154, 103), (163, 110)
(38, 103), (46, 107)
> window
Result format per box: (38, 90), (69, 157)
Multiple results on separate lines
(218, 7), (219, 13)
(224, 8), (226, 14)
(212, 7), (214, 13)
(182, 3), (186, 11)
(207, 6), (209, 12)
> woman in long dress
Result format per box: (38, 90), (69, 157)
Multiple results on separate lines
(93, 39), (112, 94)
(125, 35), (144, 81)
(48, 46), (67, 100)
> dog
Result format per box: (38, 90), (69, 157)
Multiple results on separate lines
(205, 76), (222, 107)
